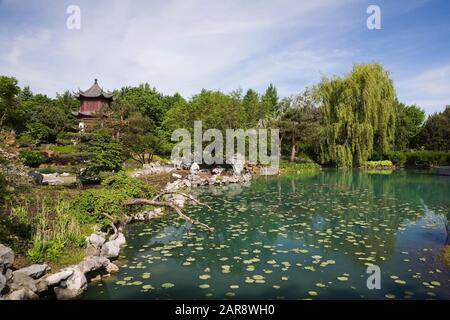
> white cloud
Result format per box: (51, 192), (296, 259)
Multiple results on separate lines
(1, 0), (448, 116)
(396, 64), (450, 115)
(0, 0), (357, 97)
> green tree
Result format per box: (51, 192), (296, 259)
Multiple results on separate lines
(0, 76), (22, 131)
(242, 89), (262, 126)
(120, 114), (163, 164)
(276, 89), (322, 162)
(413, 106), (450, 150)
(394, 102), (425, 150)
(262, 83), (279, 115)
(316, 63), (397, 167)
(116, 84), (166, 126)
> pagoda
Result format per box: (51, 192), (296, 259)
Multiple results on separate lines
(73, 79), (114, 131)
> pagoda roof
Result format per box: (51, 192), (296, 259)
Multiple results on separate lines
(75, 79), (114, 99)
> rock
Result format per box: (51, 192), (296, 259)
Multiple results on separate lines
(100, 240), (120, 259)
(42, 174), (65, 186)
(46, 270), (74, 286)
(114, 233), (126, 246)
(190, 162), (200, 175)
(171, 194), (186, 208)
(260, 167), (278, 176)
(13, 264), (50, 279)
(54, 267), (87, 300)
(9, 272), (37, 293)
(0, 244), (14, 272)
(212, 167), (224, 175)
(28, 171), (44, 185)
(85, 244), (101, 256)
(228, 153), (246, 175)
(105, 262), (119, 274)
(90, 274), (102, 282)
(5, 288), (38, 300)
(87, 233), (105, 247)
(172, 173), (182, 179)
(4, 268), (12, 282)
(34, 277), (48, 293)
(65, 268), (87, 291)
(77, 256), (110, 275)
(0, 273), (6, 294)
(154, 208), (162, 214)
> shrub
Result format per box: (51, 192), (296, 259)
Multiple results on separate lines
(16, 133), (35, 147)
(0, 172), (7, 201)
(362, 160), (394, 168)
(404, 150), (450, 167)
(48, 144), (77, 154)
(280, 160), (321, 174)
(19, 150), (46, 168)
(27, 201), (85, 263)
(384, 150), (450, 167)
(384, 151), (407, 167)
(72, 172), (156, 226)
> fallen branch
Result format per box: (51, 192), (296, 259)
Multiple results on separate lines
(124, 197), (214, 232)
(152, 191), (213, 210)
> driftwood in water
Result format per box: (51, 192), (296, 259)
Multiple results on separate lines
(124, 192), (214, 232)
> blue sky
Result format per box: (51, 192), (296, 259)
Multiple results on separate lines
(0, 0), (449, 115)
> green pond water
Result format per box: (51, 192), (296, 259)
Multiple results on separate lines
(83, 169), (450, 300)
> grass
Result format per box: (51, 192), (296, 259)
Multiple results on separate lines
(46, 144), (78, 154)
(280, 160), (321, 174)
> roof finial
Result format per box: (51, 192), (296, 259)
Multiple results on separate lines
(94, 78), (98, 84)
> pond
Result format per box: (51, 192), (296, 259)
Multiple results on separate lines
(83, 169), (450, 300)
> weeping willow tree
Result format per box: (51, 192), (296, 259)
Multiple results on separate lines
(315, 63), (396, 167)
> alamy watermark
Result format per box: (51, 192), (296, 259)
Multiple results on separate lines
(366, 265), (381, 290)
(66, 5), (81, 30)
(367, 5), (381, 30)
(170, 121), (280, 170)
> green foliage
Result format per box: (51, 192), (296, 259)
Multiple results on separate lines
(25, 200), (85, 263)
(72, 172), (155, 225)
(394, 102), (425, 150)
(48, 144), (77, 154)
(114, 84), (168, 126)
(385, 150), (450, 167)
(362, 160), (394, 168)
(19, 150), (46, 168)
(0, 172), (7, 202)
(164, 90), (247, 132)
(120, 114), (163, 164)
(275, 88), (322, 162)
(0, 76), (23, 131)
(413, 106), (450, 150)
(261, 83), (279, 115)
(404, 150), (450, 167)
(92, 140), (124, 172)
(316, 63), (396, 167)
(384, 151), (407, 167)
(280, 160), (321, 174)
(26, 122), (55, 143)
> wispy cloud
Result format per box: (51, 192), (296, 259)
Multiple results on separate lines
(0, 0), (449, 115)
(396, 65), (450, 114)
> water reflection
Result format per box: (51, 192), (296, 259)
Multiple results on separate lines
(84, 170), (450, 300)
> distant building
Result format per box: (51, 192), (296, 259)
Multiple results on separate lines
(73, 79), (114, 131)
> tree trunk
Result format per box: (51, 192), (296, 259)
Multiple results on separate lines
(290, 137), (296, 162)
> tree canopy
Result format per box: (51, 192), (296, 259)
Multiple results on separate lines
(315, 63), (397, 167)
